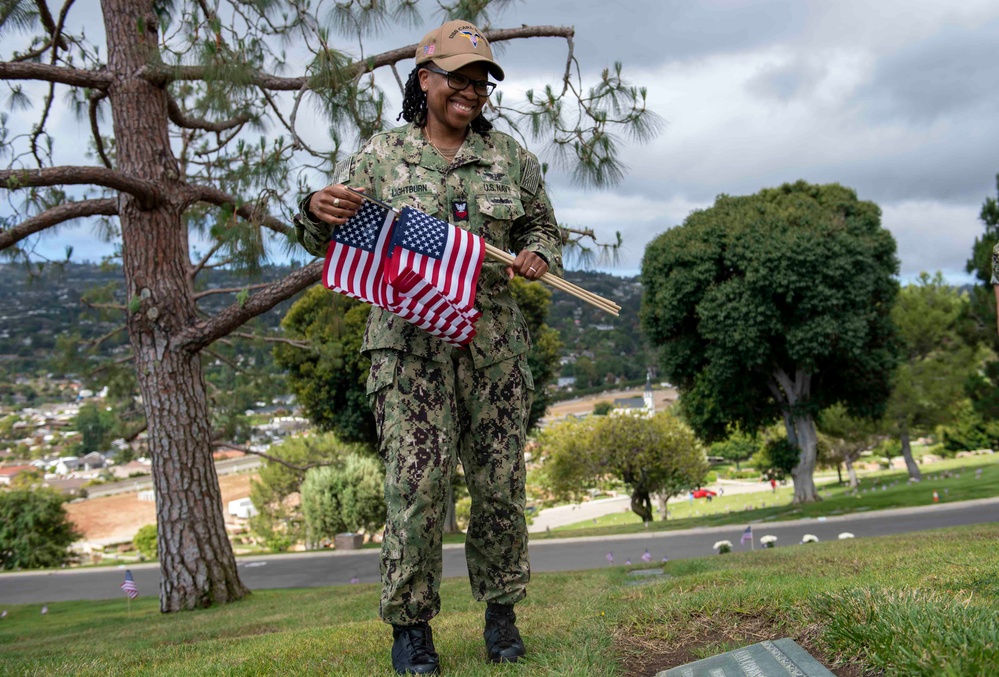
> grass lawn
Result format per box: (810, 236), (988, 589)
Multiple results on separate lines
(536, 455), (999, 540)
(2, 523), (997, 676)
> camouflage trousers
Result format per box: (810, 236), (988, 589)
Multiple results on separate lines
(366, 348), (534, 626)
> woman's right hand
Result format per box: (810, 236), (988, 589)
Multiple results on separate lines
(308, 184), (365, 226)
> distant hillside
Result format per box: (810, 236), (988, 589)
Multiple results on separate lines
(0, 262), (651, 395)
(0, 262), (298, 381)
(547, 270), (653, 388)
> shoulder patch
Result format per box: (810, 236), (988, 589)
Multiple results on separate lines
(520, 155), (541, 196)
(332, 156), (354, 185)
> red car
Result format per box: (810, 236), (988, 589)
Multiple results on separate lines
(692, 488), (717, 499)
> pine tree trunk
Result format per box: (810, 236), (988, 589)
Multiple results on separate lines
(899, 425), (922, 481)
(103, 0), (248, 611)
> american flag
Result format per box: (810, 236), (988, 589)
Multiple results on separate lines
(741, 525), (753, 545)
(323, 199), (397, 308)
(386, 206), (484, 322)
(388, 269), (477, 346)
(121, 570), (138, 599)
(322, 198), (484, 345)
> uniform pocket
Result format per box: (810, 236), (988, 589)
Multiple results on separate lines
(366, 351), (399, 401)
(381, 531), (402, 561)
(518, 358), (535, 392)
(475, 194), (526, 222)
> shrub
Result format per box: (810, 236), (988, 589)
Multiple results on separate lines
(301, 454), (385, 544)
(133, 524), (158, 560)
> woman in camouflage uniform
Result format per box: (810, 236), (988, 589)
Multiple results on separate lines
(296, 19), (563, 675)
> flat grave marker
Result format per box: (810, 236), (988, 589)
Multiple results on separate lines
(657, 638), (835, 677)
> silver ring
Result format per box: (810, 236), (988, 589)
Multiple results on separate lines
(332, 197), (341, 208)
(528, 267), (537, 273)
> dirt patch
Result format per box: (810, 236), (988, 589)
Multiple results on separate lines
(545, 387), (678, 419)
(67, 472), (256, 542)
(614, 614), (867, 677)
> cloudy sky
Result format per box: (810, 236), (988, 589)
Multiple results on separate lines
(6, 0), (999, 282)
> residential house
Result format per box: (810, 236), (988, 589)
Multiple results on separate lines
(55, 456), (80, 475)
(0, 464), (35, 486)
(81, 451), (106, 470)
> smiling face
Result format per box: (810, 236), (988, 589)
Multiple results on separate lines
(419, 62), (490, 141)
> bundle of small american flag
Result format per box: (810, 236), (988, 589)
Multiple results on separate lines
(322, 195), (485, 346)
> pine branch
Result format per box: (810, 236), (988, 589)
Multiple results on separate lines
(12, 40), (57, 63)
(189, 240), (226, 281)
(142, 25), (574, 90)
(0, 167), (161, 206)
(193, 282), (273, 299)
(191, 184), (294, 237)
(81, 298), (127, 312)
(212, 442), (337, 473)
(0, 61), (113, 89)
(89, 353), (135, 375)
(89, 93), (112, 169)
(204, 347), (240, 372)
(85, 325), (126, 350)
(34, 0), (69, 51)
(230, 331), (310, 349)
(174, 259), (323, 352)
(0, 198), (116, 250)
(123, 421), (147, 443)
(167, 96), (251, 132)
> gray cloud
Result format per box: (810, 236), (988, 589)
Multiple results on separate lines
(854, 18), (999, 125)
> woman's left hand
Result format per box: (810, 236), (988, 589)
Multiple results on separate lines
(507, 251), (548, 281)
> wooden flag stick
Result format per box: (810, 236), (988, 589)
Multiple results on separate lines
(483, 243), (620, 316)
(336, 189), (620, 316)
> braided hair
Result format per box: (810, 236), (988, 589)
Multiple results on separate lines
(397, 66), (493, 134)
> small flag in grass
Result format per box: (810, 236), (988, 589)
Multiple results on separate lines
(741, 525), (753, 545)
(121, 570), (138, 599)
(606, 551), (614, 564)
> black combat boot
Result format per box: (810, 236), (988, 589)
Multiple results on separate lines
(391, 623), (440, 675)
(483, 603), (526, 664)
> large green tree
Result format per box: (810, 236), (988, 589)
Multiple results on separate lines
(641, 181), (900, 503)
(537, 411), (707, 522)
(0, 488), (81, 569)
(1, 0), (658, 611)
(883, 273), (979, 479)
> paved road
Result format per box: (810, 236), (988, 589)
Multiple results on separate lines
(2, 498), (997, 605)
(85, 456), (262, 498)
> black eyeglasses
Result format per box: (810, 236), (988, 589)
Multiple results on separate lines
(423, 64), (496, 97)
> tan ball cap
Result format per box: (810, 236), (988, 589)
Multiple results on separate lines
(415, 19), (505, 81)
